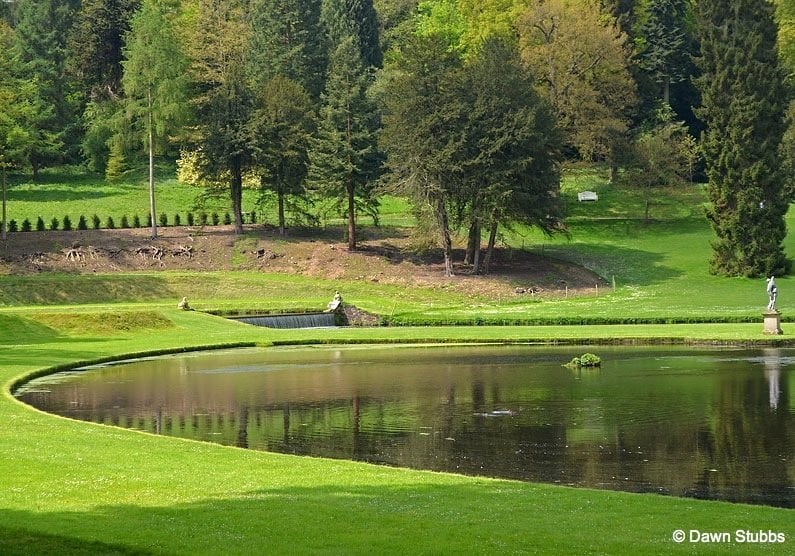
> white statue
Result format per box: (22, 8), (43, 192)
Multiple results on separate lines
(767, 276), (778, 311)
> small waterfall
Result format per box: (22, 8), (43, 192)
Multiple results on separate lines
(230, 312), (338, 329)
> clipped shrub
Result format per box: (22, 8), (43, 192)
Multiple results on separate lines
(36, 217), (45, 231)
(211, 212), (220, 226)
(564, 353), (601, 369)
(120, 215), (130, 228)
(146, 214), (152, 227)
(198, 211), (208, 226)
(92, 214), (101, 229)
(159, 213), (168, 227)
(21, 218), (32, 232)
(106, 216), (115, 229)
(62, 215), (72, 231)
(77, 215), (88, 230)
(223, 212), (232, 225)
(186, 212), (194, 226)
(8, 219), (17, 232)
(174, 213), (181, 226)
(249, 211), (257, 224)
(133, 214), (141, 228)
(50, 217), (59, 231)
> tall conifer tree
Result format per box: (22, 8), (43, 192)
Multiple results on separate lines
(696, 0), (791, 276)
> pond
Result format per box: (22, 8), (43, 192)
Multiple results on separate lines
(15, 344), (794, 507)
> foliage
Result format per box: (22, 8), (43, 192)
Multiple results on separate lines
(564, 352), (601, 368)
(695, 0), (791, 277)
(516, 0), (637, 164)
(308, 35), (382, 249)
(321, 0), (382, 68)
(250, 76), (315, 234)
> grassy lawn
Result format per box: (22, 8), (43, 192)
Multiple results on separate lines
(0, 168), (793, 554)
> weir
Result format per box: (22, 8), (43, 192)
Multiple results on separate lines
(229, 312), (338, 329)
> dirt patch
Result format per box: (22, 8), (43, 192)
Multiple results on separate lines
(0, 225), (606, 299)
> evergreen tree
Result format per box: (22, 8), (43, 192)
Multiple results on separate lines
(247, 0), (326, 99)
(67, 0), (140, 101)
(308, 36), (382, 249)
(321, 0), (382, 68)
(122, 0), (189, 238)
(380, 33), (467, 276)
(250, 75), (315, 234)
(13, 0), (77, 175)
(695, 0), (791, 276)
(188, 0), (252, 234)
(636, 0), (690, 107)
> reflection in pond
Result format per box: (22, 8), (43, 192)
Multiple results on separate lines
(15, 345), (794, 507)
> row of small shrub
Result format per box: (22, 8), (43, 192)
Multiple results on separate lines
(5, 211), (258, 232)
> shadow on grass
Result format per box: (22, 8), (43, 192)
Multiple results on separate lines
(0, 481), (789, 555)
(0, 315), (61, 345)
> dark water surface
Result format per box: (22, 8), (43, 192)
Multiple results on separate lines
(15, 344), (795, 507)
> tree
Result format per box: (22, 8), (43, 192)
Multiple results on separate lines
(321, 0), (382, 68)
(380, 33), (467, 276)
(635, 0), (691, 107)
(516, 0), (637, 175)
(247, 0), (326, 99)
(308, 35), (382, 249)
(12, 0), (76, 175)
(695, 0), (791, 277)
(458, 37), (565, 274)
(67, 0), (140, 101)
(250, 76), (315, 234)
(122, 0), (189, 237)
(187, 0), (252, 234)
(1, 20), (38, 240)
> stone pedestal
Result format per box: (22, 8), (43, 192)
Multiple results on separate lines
(763, 311), (783, 335)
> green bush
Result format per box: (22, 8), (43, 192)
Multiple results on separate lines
(62, 215), (72, 231)
(92, 214), (101, 229)
(187, 212), (194, 226)
(21, 219), (31, 232)
(106, 216), (115, 229)
(77, 215), (88, 230)
(223, 212), (232, 225)
(159, 213), (168, 227)
(198, 212), (208, 226)
(133, 214), (141, 228)
(50, 217), (59, 231)
(120, 215), (130, 229)
(36, 217), (45, 231)
(174, 214), (181, 226)
(7, 219), (17, 232)
(211, 212), (220, 226)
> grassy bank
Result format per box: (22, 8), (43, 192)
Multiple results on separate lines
(1, 309), (792, 555)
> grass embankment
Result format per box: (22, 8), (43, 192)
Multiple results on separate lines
(0, 168), (793, 553)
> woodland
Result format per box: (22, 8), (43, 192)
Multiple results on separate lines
(2, 0), (795, 277)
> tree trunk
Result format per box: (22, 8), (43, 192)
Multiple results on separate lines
(483, 221), (498, 275)
(347, 183), (356, 250)
(1, 166), (6, 242)
(436, 196), (454, 277)
(230, 158), (244, 234)
(278, 191), (286, 235)
(148, 87), (157, 238)
(464, 219), (480, 267)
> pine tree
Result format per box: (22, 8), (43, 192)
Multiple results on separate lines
(122, 0), (189, 238)
(636, 0), (690, 106)
(13, 0), (77, 175)
(247, 0), (326, 99)
(308, 36), (381, 249)
(695, 0), (791, 277)
(321, 0), (382, 68)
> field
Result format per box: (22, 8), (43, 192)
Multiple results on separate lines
(0, 167), (793, 554)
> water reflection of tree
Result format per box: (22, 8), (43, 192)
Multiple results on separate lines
(694, 351), (791, 506)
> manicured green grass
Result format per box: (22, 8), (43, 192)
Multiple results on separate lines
(1, 310), (792, 555)
(1, 168), (793, 553)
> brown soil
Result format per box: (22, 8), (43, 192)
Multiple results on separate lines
(0, 225), (606, 299)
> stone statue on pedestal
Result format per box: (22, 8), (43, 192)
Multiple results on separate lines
(767, 276), (778, 312)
